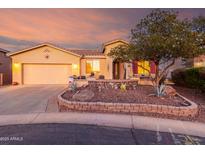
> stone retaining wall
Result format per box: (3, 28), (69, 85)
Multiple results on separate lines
(88, 79), (139, 90)
(58, 92), (198, 117)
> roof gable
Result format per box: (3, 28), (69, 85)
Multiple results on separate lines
(7, 43), (81, 57)
(103, 39), (128, 47)
(101, 39), (129, 52)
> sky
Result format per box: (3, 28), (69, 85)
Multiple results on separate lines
(0, 8), (205, 51)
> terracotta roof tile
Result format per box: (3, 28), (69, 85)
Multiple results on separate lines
(70, 49), (104, 56)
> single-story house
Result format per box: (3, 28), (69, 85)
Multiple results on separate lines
(0, 48), (12, 85)
(7, 39), (157, 84)
(8, 38), (205, 85)
(7, 39), (205, 84)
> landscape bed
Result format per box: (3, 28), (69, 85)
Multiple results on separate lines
(58, 84), (198, 118)
(62, 86), (184, 106)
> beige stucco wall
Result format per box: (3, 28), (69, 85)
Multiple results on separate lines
(194, 54), (205, 68)
(80, 57), (108, 79)
(104, 41), (130, 79)
(11, 45), (80, 84)
(10, 40), (131, 83)
(81, 40), (130, 79)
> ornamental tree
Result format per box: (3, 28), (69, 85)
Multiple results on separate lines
(108, 44), (132, 79)
(192, 15), (205, 33)
(108, 9), (205, 96)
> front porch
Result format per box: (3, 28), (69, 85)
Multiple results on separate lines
(112, 60), (156, 80)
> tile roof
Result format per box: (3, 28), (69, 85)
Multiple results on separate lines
(70, 49), (104, 56)
(7, 39), (128, 56)
(0, 48), (9, 53)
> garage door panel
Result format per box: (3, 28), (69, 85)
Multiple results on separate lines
(23, 64), (71, 84)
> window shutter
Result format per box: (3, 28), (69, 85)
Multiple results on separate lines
(150, 61), (156, 74)
(132, 60), (138, 74)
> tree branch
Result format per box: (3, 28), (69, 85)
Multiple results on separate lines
(158, 59), (176, 80)
(136, 64), (151, 74)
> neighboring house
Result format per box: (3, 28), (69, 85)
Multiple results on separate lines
(193, 54), (205, 68)
(7, 39), (157, 85)
(0, 48), (12, 85)
(166, 55), (205, 79)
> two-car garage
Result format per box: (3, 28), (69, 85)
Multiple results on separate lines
(23, 64), (72, 84)
(8, 43), (81, 85)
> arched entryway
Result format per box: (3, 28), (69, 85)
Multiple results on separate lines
(112, 60), (125, 79)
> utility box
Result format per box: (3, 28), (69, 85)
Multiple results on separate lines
(0, 73), (3, 86)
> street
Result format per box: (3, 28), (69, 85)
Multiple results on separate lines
(0, 123), (204, 145)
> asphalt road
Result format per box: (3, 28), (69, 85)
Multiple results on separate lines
(0, 123), (204, 145)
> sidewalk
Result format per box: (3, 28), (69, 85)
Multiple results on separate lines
(0, 112), (205, 137)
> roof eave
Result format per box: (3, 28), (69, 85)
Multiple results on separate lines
(102, 39), (129, 53)
(7, 43), (81, 57)
(0, 48), (9, 53)
(83, 55), (106, 58)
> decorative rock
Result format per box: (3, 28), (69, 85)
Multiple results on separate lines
(164, 85), (177, 96)
(88, 80), (138, 90)
(114, 85), (118, 90)
(72, 89), (94, 101)
(98, 86), (102, 92)
(59, 93), (198, 117)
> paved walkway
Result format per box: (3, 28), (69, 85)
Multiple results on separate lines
(0, 85), (66, 115)
(0, 112), (205, 137)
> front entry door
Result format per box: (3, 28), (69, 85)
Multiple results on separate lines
(113, 62), (120, 79)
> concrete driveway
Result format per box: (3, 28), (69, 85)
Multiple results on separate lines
(0, 85), (66, 115)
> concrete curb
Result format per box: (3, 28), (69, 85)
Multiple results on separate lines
(58, 90), (198, 117)
(0, 112), (205, 137)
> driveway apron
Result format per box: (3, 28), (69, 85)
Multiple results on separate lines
(0, 85), (66, 115)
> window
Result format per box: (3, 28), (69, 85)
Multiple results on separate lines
(86, 60), (100, 74)
(138, 61), (150, 75)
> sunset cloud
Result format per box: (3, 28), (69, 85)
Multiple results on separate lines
(0, 8), (205, 51)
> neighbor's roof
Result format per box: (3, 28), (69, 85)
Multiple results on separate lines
(0, 48), (9, 53)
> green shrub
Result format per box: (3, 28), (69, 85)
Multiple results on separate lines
(171, 67), (205, 92)
(171, 68), (186, 86)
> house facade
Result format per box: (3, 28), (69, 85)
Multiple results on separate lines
(0, 48), (12, 85)
(8, 39), (157, 85)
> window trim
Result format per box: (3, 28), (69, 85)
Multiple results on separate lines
(86, 60), (100, 74)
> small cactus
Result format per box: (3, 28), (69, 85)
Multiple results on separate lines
(69, 81), (77, 92)
(156, 84), (166, 96)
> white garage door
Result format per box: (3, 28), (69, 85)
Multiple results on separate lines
(23, 64), (72, 84)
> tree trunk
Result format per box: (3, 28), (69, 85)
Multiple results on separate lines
(155, 77), (161, 97)
(153, 63), (161, 96)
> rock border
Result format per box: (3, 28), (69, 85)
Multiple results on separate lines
(58, 90), (198, 117)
